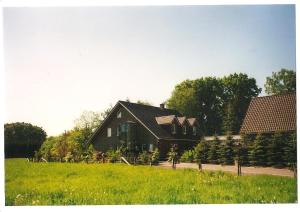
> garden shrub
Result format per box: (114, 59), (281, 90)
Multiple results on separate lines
(249, 133), (269, 166)
(150, 148), (160, 165)
(106, 149), (121, 163)
(194, 140), (210, 164)
(207, 137), (220, 164)
(180, 150), (195, 162)
(219, 136), (235, 165)
(138, 151), (150, 165)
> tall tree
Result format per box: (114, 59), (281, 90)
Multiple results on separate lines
(222, 73), (261, 134)
(136, 100), (153, 106)
(265, 69), (296, 95)
(5, 122), (47, 158)
(167, 78), (224, 135)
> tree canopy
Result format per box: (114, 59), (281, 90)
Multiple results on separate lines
(264, 69), (296, 95)
(5, 122), (47, 158)
(167, 73), (261, 135)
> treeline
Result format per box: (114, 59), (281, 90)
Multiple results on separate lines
(180, 132), (297, 168)
(167, 69), (296, 136)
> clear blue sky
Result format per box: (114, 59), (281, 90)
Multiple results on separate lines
(4, 5), (296, 136)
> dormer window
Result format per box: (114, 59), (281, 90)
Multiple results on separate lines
(183, 125), (187, 135)
(171, 123), (176, 134)
(117, 111), (122, 118)
(193, 126), (197, 136)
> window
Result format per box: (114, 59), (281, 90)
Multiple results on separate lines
(117, 126), (119, 136)
(183, 125), (187, 135)
(171, 123), (176, 134)
(193, 126), (197, 136)
(117, 111), (122, 118)
(107, 128), (111, 137)
(149, 144), (153, 152)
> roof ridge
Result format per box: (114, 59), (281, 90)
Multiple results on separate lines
(254, 92), (296, 99)
(118, 100), (177, 111)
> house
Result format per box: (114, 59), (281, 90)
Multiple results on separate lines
(240, 92), (296, 135)
(88, 101), (201, 158)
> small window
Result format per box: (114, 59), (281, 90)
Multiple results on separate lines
(116, 126), (119, 136)
(149, 144), (153, 152)
(171, 123), (176, 134)
(183, 125), (187, 135)
(107, 128), (111, 137)
(193, 126), (197, 136)
(117, 111), (122, 118)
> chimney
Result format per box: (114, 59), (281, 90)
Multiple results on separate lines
(160, 103), (165, 109)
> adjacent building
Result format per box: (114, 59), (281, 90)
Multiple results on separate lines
(240, 92), (296, 135)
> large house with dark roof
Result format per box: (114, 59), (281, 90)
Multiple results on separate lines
(240, 92), (296, 135)
(88, 101), (201, 158)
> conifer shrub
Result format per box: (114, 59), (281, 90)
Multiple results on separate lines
(194, 140), (210, 164)
(249, 133), (269, 166)
(267, 132), (286, 168)
(207, 137), (221, 164)
(284, 132), (297, 170)
(150, 148), (160, 165)
(219, 136), (235, 165)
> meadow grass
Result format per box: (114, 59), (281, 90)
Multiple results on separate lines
(5, 159), (297, 205)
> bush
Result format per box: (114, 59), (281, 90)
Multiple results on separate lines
(284, 132), (297, 169)
(219, 136), (235, 165)
(207, 137), (220, 164)
(249, 133), (269, 166)
(138, 151), (150, 165)
(194, 140), (210, 164)
(106, 149), (121, 163)
(267, 132), (286, 167)
(180, 150), (195, 162)
(150, 148), (160, 165)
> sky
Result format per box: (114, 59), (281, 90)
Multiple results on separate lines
(3, 5), (296, 136)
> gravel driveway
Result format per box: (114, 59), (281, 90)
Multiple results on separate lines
(158, 161), (295, 177)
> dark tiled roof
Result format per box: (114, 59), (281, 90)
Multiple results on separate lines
(240, 93), (296, 134)
(119, 101), (182, 139)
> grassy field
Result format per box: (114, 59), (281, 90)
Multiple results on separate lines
(5, 159), (297, 205)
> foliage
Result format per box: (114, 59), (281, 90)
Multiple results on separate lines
(167, 73), (260, 135)
(5, 159), (297, 205)
(194, 140), (210, 164)
(219, 136), (235, 165)
(284, 132), (297, 169)
(4, 122), (47, 158)
(136, 100), (153, 106)
(73, 111), (102, 133)
(138, 151), (150, 164)
(249, 134), (269, 166)
(167, 146), (179, 163)
(180, 150), (195, 162)
(150, 148), (160, 165)
(265, 69), (296, 95)
(207, 137), (220, 164)
(221, 73), (261, 134)
(267, 132), (286, 167)
(106, 149), (121, 163)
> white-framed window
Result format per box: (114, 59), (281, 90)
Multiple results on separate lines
(183, 125), (187, 135)
(107, 128), (111, 137)
(117, 111), (122, 118)
(193, 126), (197, 136)
(149, 144), (153, 152)
(171, 123), (176, 134)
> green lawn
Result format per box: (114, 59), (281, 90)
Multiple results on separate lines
(5, 159), (297, 205)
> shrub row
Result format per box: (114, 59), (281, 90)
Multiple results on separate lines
(179, 132), (296, 168)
